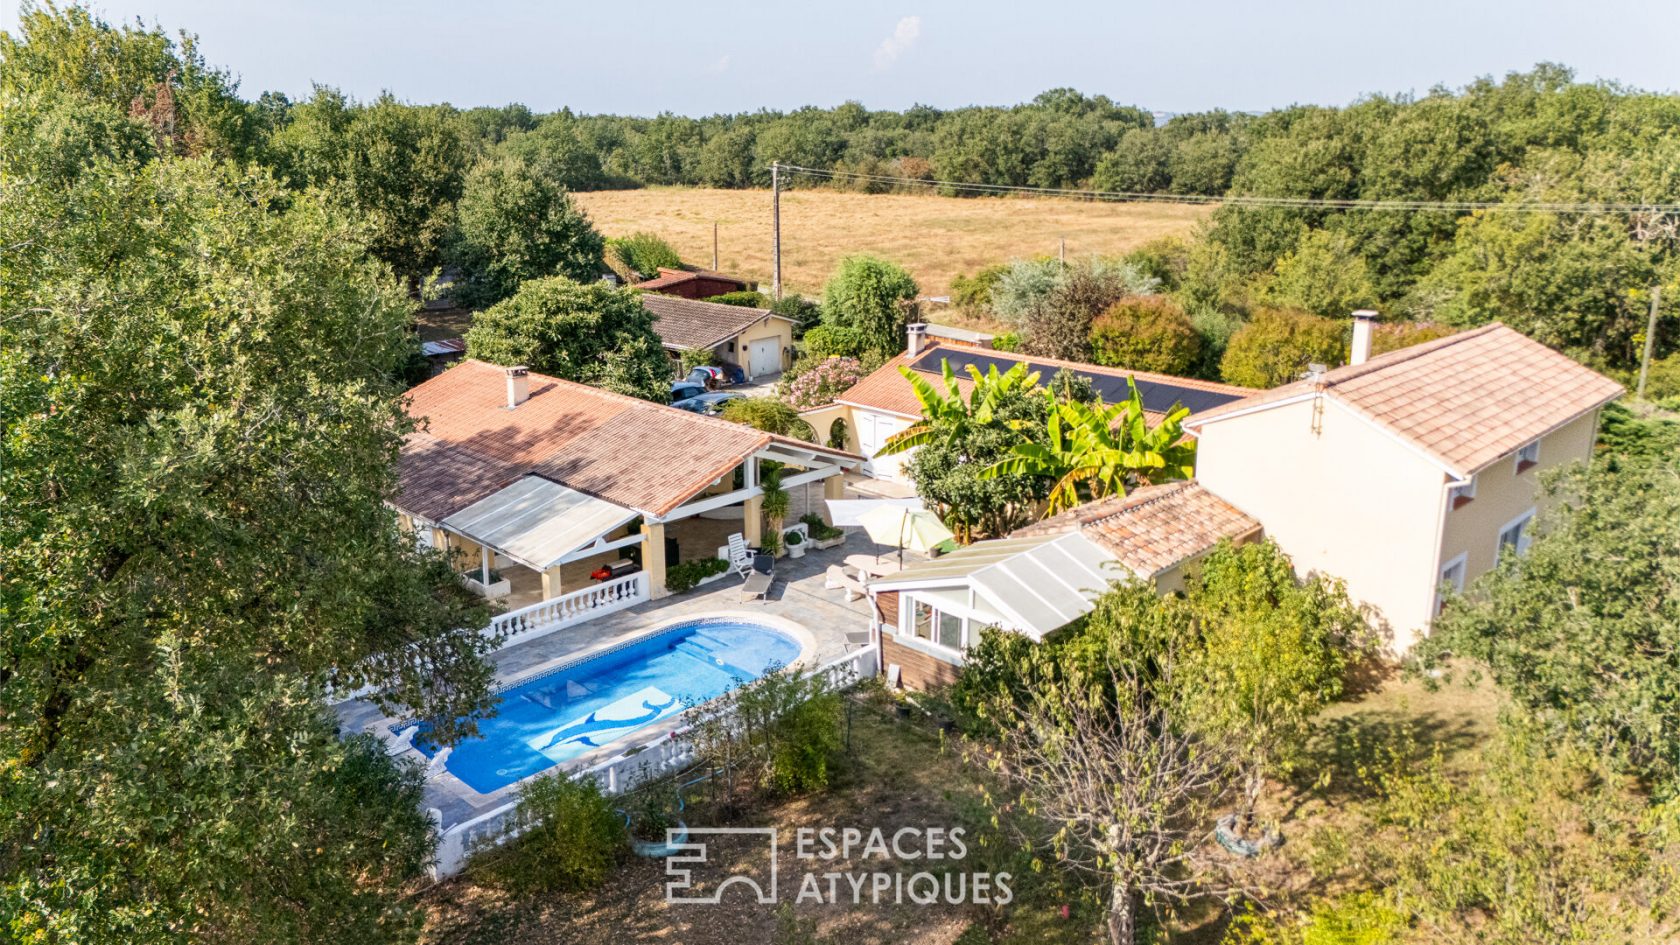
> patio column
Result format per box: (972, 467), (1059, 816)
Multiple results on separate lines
(742, 494), (763, 546)
(823, 472), (845, 505)
(641, 521), (668, 600)
(541, 565), (564, 600)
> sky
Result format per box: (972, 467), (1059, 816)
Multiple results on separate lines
(4, 0), (1680, 116)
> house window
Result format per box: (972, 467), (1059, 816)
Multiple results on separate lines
(937, 611), (963, 650)
(1437, 553), (1467, 615)
(1515, 440), (1540, 473)
(1449, 476), (1477, 509)
(911, 601), (934, 641)
(907, 600), (966, 653)
(1497, 509), (1536, 562)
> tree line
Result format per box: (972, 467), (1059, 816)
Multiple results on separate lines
(16, 2), (1672, 381)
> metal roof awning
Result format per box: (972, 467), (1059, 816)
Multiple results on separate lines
(441, 475), (638, 572)
(871, 532), (1126, 640)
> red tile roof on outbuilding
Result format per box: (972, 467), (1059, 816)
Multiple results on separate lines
(1013, 481), (1261, 578)
(634, 267), (749, 292)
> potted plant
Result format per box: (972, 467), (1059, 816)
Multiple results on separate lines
(458, 566), (511, 600)
(799, 513), (846, 550)
(784, 528), (806, 558)
(759, 530), (782, 560)
(760, 465), (790, 557)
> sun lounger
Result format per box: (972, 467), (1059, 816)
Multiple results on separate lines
(825, 565), (867, 601)
(740, 570), (773, 602)
(373, 721), (418, 756)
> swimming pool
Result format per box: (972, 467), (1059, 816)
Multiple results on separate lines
(415, 618), (802, 794)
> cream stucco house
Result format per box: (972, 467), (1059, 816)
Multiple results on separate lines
(853, 313), (1622, 688)
(641, 293), (795, 381)
(1186, 313), (1623, 652)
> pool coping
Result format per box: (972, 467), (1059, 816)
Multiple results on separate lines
(424, 610), (820, 817)
(493, 609), (819, 696)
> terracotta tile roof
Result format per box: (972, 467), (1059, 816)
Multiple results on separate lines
(398, 360), (856, 519)
(830, 351), (919, 417)
(640, 293), (785, 350)
(1185, 324), (1624, 476)
(830, 343), (1256, 425)
(1013, 481), (1261, 578)
(634, 267), (749, 292)
(397, 432), (519, 522)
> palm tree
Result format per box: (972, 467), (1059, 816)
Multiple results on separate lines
(877, 359), (1041, 455)
(983, 377), (1196, 516)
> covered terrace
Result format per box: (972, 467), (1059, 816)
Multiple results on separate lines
(392, 360), (863, 635)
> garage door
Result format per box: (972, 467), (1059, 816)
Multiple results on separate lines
(857, 411), (913, 481)
(748, 339), (780, 378)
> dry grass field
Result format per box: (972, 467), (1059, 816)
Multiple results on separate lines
(573, 187), (1212, 299)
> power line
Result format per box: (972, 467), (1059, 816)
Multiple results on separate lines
(776, 164), (1680, 215)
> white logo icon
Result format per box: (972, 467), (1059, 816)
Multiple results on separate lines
(665, 827), (779, 904)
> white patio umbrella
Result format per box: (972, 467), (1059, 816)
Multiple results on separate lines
(856, 505), (955, 564)
(823, 497), (924, 527)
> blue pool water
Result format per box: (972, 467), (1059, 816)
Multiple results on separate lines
(415, 619), (800, 794)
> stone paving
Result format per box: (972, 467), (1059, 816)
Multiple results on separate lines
(336, 534), (896, 829)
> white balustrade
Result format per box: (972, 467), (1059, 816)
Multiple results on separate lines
(428, 645), (880, 879)
(485, 571), (649, 649)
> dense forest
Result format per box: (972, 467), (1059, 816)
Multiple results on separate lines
(5, 3), (1675, 383)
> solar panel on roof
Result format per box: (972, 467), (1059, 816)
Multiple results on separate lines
(910, 349), (1244, 416)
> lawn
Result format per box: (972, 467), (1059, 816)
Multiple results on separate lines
(419, 670), (1505, 945)
(572, 187), (1211, 299)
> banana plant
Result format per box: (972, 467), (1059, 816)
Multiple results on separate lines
(983, 377), (1197, 516)
(877, 359), (1041, 455)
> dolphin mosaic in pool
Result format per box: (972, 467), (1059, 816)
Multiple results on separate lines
(413, 619), (800, 794)
(531, 686), (680, 755)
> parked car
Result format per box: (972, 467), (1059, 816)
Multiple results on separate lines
(684, 366), (723, 388)
(670, 391), (745, 415)
(669, 381), (706, 403)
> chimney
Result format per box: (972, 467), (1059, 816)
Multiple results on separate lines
(906, 322), (929, 358)
(505, 366), (529, 409)
(1350, 310), (1379, 366)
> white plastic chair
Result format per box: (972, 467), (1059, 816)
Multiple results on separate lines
(726, 532), (753, 576)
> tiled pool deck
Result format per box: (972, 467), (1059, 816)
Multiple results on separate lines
(336, 535), (894, 828)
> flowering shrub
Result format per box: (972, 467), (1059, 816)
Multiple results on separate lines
(782, 356), (865, 409)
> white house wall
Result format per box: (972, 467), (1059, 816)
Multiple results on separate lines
(1194, 396), (1448, 652)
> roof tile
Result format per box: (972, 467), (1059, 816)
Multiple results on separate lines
(399, 360), (855, 519)
(1186, 324), (1622, 475)
(1013, 481), (1261, 578)
(641, 293), (783, 351)
(829, 343), (1255, 425)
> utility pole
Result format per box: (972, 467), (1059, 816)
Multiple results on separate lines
(771, 161), (783, 300)
(711, 221), (719, 271)
(1637, 283), (1662, 399)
